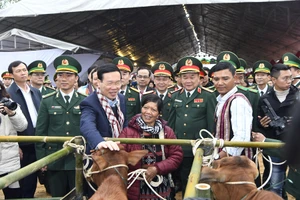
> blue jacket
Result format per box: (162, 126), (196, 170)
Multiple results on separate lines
(80, 91), (127, 152)
(7, 82), (42, 146)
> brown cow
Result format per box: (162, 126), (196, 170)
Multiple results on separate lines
(89, 145), (148, 200)
(200, 156), (283, 200)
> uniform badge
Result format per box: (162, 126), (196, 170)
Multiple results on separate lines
(194, 98), (203, 103)
(74, 106), (80, 109)
(175, 99), (182, 102)
(62, 59), (69, 65)
(185, 59), (193, 66)
(197, 87), (201, 93)
(37, 63), (43, 68)
(159, 64), (165, 70)
(128, 98), (135, 101)
(51, 106), (62, 109)
(259, 63), (265, 68)
(284, 56), (289, 62)
(223, 53), (230, 61)
(118, 59), (124, 65)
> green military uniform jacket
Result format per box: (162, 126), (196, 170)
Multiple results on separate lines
(168, 86), (217, 157)
(124, 86), (141, 122)
(35, 90), (86, 170)
(41, 86), (56, 97)
(263, 138), (300, 199)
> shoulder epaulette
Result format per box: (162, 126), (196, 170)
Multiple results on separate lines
(248, 88), (258, 93)
(143, 90), (154, 95)
(130, 87), (139, 93)
(170, 89), (180, 94)
(201, 87), (214, 93)
(237, 85), (248, 91)
(42, 91), (57, 98)
(45, 86), (56, 91)
(167, 85), (175, 89)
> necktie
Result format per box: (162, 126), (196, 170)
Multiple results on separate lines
(65, 95), (70, 107)
(187, 92), (191, 98)
(160, 94), (164, 100)
(120, 91), (125, 95)
(260, 91), (264, 96)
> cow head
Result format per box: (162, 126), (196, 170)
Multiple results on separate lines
(89, 145), (148, 187)
(200, 156), (259, 200)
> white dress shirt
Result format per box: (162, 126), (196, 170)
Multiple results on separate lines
(216, 86), (253, 156)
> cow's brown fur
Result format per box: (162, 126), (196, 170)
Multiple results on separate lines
(200, 156), (283, 200)
(89, 145), (148, 200)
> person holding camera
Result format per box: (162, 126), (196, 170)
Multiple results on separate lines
(0, 82), (28, 199)
(257, 63), (300, 199)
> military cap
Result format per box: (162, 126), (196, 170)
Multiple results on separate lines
(112, 57), (133, 72)
(27, 60), (46, 74)
(44, 75), (51, 84)
(237, 58), (247, 73)
(151, 61), (173, 78)
(177, 56), (206, 76)
(217, 51), (240, 69)
(53, 56), (82, 74)
(1, 71), (13, 79)
(253, 60), (272, 74)
(282, 52), (300, 69)
(248, 74), (254, 79)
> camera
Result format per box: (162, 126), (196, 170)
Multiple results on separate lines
(0, 97), (17, 115)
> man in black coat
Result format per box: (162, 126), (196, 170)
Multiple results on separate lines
(258, 63), (299, 199)
(7, 60), (42, 198)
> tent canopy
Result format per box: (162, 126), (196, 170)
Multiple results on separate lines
(0, 0), (298, 67)
(0, 28), (94, 52)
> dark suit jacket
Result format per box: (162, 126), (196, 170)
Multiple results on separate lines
(7, 82), (42, 145)
(80, 91), (127, 151)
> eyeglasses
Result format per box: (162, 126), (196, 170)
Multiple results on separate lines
(137, 75), (150, 79)
(277, 76), (293, 82)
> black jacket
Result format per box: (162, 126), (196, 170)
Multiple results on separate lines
(258, 85), (299, 140)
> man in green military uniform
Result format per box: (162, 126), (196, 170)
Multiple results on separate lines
(235, 58), (248, 87)
(1, 71), (13, 88)
(247, 74), (255, 87)
(43, 75), (52, 88)
(282, 52), (300, 88)
(168, 56), (217, 196)
(27, 60), (56, 96)
(35, 56), (87, 197)
(252, 60), (272, 96)
(113, 56), (140, 121)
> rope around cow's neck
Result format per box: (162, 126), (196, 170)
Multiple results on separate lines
(63, 136), (166, 199)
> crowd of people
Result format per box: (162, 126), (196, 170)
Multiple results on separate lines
(0, 50), (299, 200)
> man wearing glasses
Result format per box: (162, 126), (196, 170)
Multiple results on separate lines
(135, 66), (154, 100)
(257, 63), (299, 198)
(27, 60), (55, 96)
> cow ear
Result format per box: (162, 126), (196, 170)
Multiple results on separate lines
(127, 150), (148, 166)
